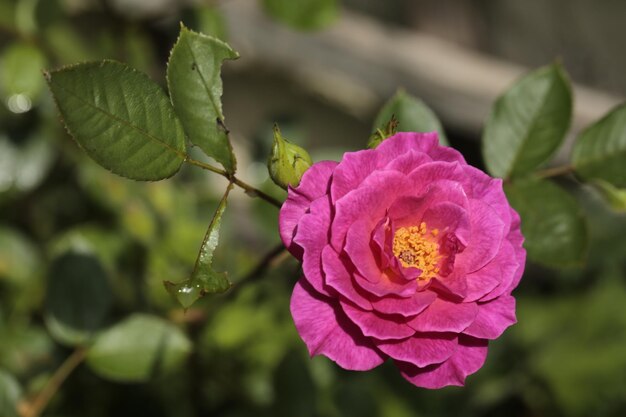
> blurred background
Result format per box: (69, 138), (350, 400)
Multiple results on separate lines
(1, 0), (626, 416)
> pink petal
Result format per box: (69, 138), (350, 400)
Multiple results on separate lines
(421, 202), (471, 247)
(280, 161), (337, 258)
(376, 132), (439, 161)
(330, 150), (381, 203)
(340, 300), (416, 340)
(291, 279), (386, 371)
(330, 170), (408, 251)
(408, 297), (478, 333)
(383, 150), (432, 174)
(397, 335), (488, 388)
(344, 219), (384, 283)
(406, 161), (466, 194)
(455, 199), (506, 273)
(371, 291), (437, 317)
(376, 332), (458, 368)
(353, 269), (418, 298)
(463, 295), (516, 340)
(466, 240), (519, 301)
(430, 267), (468, 299)
(388, 180), (469, 228)
(293, 196), (333, 296)
(461, 165), (511, 232)
(322, 246), (373, 311)
(478, 240), (521, 302)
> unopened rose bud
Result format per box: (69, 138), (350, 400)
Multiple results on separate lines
(367, 114), (399, 149)
(268, 124), (313, 189)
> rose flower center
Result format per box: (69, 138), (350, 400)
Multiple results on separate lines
(392, 222), (441, 280)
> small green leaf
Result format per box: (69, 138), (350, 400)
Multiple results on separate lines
(483, 63), (572, 179)
(0, 42), (47, 111)
(590, 179), (626, 212)
(0, 370), (22, 417)
(44, 252), (113, 346)
(373, 90), (449, 146)
(86, 314), (191, 382)
(46, 60), (187, 181)
(505, 178), (588, 268)
(164, 184), (233, 308)
(572, 103), (626, 187)
(167, 25), (238, 173)
(262, 0), (338, 31)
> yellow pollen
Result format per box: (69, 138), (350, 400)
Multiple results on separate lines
(392, 223), (441, 280)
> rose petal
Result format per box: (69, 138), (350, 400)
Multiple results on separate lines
(468, 240), (518, 302)
(376, 332), (458, 368)
(293, 196), (333, 296)
(462, 165), (511, 232)
(463, 295), (516, 340)
(344, 219), (385, 283)
(353, 269), (418, 298)
(331, 170), (408, 251)
(331, 150), (381, 203)
(291, 279), (386, 370)
(388, 180), (469, 227)
(478, 240), (521, 302)
(455, 199), (506, 273)
(371, 290), (437, 317)
(376, 132), (439, 162)
(280, 161), (338, 258)
(397, 335), (488, 388)
(421, 202), (471, 247)
(408, 297), (478, 333)
(383, 150), (432, 174)
(322, 246), (373, 310)
(340, 300), (416, 340)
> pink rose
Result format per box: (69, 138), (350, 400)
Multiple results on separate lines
(280, 133), (525, 388)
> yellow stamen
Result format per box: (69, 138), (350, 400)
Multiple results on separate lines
(392, 223), (441, 280)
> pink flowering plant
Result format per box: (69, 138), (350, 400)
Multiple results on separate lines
(17, 17), (626, 417)
(281, 133), (525, 388)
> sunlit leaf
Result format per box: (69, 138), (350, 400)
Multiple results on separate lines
(86, 314), (191, 382)
(164, 184), (233, 309)
(0, 134), (54, 196)
(44, 252), (113, 346)
(167, 25), (238, 172)
(572, 103), (626, 187)
(483, 63), (572, 179)
(0, 42), (47, 111)
(46, 60), (187, 180)
(262, 0), (338, 30)
(505, 178), (588, 267)
(0, 370), (21, 417)
(373, 90), (448, 146)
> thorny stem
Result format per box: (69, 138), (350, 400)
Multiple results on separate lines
(228, 243), (289, 297)
(534, 164), (575, 179)
(185, 158), (283, 208)
(19, 348), (87, 417)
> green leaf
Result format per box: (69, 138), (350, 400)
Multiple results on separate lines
(505, 178), (587, 267)
(374, 90), (448, 146)
(590, 179), (626, 212)
(0, 42), (47, 111)
(0, 370), (21, 417)
(164, 184), (233, 309)
(167, 25), (238, 173)
(44, 252), (113, 346)
(483, 63), (572, 179)
(572, 103), (626, 187)
(262, 0), (338, 30)
(373, 90), (449, 146)
(86, 314), (191, 382)
(45, 60), (187, 181)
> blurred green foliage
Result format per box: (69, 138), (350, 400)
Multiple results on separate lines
(1, 1), (626, 417)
